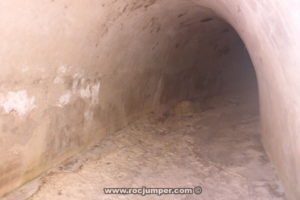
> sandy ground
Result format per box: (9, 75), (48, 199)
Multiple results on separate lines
(2, 91), (286, 200)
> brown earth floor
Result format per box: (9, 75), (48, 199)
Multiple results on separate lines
(2, 91), (286, 200)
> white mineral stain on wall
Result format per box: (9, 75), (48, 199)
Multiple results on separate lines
(54, 65), (71, 84)
(0, 90), (36, 115)
(80, 85), (91, 99)
(71, 73), (101, 105)
(79, 82), (101, 105)
(57, 91), (72, 107)
(91, 82), (101, 105)
(55, 72), (101, 110)
(53, 76), (64, 84)
(72, 73), (83, 92)
(57, 65), (69, 74)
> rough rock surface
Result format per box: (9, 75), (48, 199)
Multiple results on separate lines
(2, 91), (285, 200)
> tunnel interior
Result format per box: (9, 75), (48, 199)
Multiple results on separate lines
(0, 0), (291, 199)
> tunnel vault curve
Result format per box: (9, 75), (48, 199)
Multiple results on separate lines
(0, 0), (299, 199)
(198, 1), (300, 199)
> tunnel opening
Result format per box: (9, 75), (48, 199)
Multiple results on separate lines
(0, 1), (290, 199)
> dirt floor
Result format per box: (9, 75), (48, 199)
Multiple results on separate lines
(2, 91), (286, 200)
